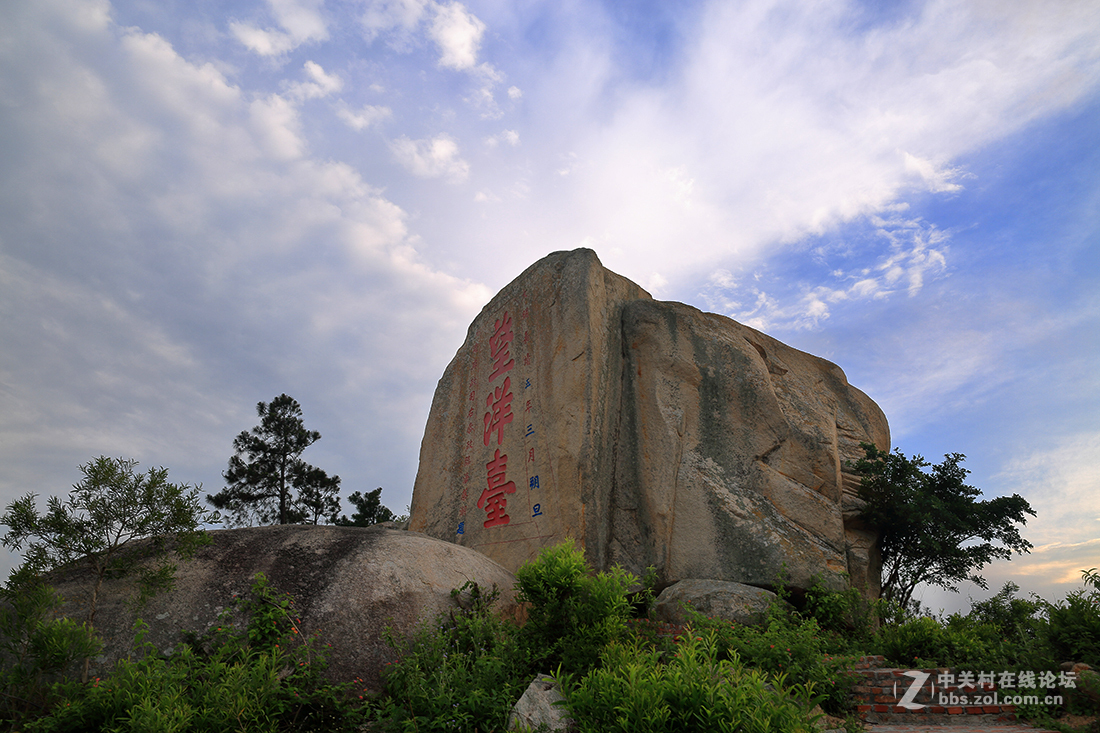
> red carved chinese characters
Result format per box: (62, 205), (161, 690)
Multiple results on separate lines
(483, 376), (514, 446)
(488, 312), (515, 382)
(479, 449), (516, 527)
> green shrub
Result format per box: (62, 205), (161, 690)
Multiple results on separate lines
(561, 629), (820, 733)
(0, 578), (102, 726)
(1046, 591), (1100, 667)
(19, 573), (359, 733)
(514, 539), (634, 673)
(376, 581), (530, 733)
(687, 605), (857, 716)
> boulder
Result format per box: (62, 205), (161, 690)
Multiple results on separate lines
(654, 579), (777, 626)
(47, 525), (519, 692)
(508, 674), (575, 732)
(409, 248), (889, 596)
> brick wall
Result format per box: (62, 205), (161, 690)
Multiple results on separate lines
(851, 656), (1021, 724)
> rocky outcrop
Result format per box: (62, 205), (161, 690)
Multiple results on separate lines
(47, 525), (519, 692)
(508, 675), (575, 732)
(410, 248), (889, 597)
(654, 579), (778, 626)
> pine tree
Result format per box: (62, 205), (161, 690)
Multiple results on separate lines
(207, 394), (340, 526)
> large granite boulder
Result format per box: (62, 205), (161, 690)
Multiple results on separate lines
(410, 248), (889, 597)
(47, 525), (519, 692)
(654, 579), (778, 626)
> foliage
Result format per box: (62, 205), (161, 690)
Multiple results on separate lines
(799, 576), (878, 652)
(1046, 584), (1100, 668)
(331, 488), (396, 527)
(686, 602), (858, 716)
(514, 539), (635, 673)
(560, 630), (820, 733)
(207, 394), (341, 526)
(1, 456), (218, 628)
(18, 573), (361, 733)
(853, 443), (1035, 610)
(0, 580), (102, 726)
(376, 581), (530, 733)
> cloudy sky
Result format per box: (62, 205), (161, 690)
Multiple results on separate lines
(1, 0), (1097, 611)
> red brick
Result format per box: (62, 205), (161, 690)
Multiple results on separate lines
(856, 705), (872, 713)
(873, 705), (891, 713)
(966, 706), (985, 714)
(946, 707), (964, 714)
(983, 706), (1001, 713)
(929, 706), (945, 714)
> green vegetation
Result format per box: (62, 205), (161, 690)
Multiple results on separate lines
(853, 443), (1036, 610)
(331, 487), (397, 527)
(7, 574), (360, 732)
(207, 394), (342, 526)
(2, 449), (1097, 733)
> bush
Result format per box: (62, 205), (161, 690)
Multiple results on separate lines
(376, 581), (529, 733)
(561, 630), (820, 733)
(687, 604), (858, 716)
(1046, 592), (1100, 667)
(18, 573), (360, 733)
(514, 539), (634, 674)
(0, 578), (102, 726)
(798, 577), (878, 653)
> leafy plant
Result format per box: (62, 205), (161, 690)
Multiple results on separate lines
(0, 579), (102, 726)
(207, 394), (341, 526)
(852, 443), (1035, 610)
(377, 581), (529, 733)
(560, 629), (820, 733)
(331, 488), (397, 527)
(21, 573), (360, 733)
(514, 539), (635, 674)
(686, 603), (858, 716)
(1, 456), (218, 682)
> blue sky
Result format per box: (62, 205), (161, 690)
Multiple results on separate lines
(1, 0), (1098, 612)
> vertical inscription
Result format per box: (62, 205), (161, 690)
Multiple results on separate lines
(458, 300), (549, 539)
(478, 312), (517, 528)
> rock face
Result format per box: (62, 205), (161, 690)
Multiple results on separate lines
(654, 579), (777, 626)
(410, 248), (889, 596)
(48, 525), (519, 692)
(508, 675), (575, 732)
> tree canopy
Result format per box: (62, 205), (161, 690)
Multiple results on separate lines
(207, 394), (341, 526)
(853, 443), (1035, 611)
(1, 456), (217, 680)
(331, 488), (397, 527)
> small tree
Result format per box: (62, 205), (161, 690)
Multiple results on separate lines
(1, 456), (218, 680)
(331, 488), (396, 527)
(853, 443), (1035, 612)
(207, 394), (341, 526)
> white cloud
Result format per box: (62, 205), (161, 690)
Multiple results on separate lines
(904, 152), (963, 193)
(0, 0), (496, 542)
(511, 0), (1100, 290)
(429, 2), (485, 70)
(507, 86), (522, 100)
(390, 134), (470, 181)
(250, 94), (305, 160)
(485, 129), (519, 147)
(697, 216), (950, 331)
(230, 0), (328, 57)
(336, 103), (392, 131)
(285, 60), (342, 100)
(358, 0), (430, 44)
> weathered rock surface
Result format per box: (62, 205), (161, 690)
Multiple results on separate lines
(410, 248), (889, 596)
(654, 579), (778, 626)
(48, 525), (519, 691)
(508, 674), (575, 732)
